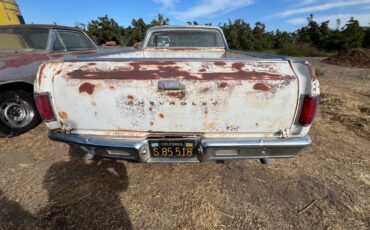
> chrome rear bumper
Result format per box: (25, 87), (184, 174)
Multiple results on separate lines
(49, 131), (312, 163)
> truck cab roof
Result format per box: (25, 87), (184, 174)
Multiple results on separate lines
(143, 25), (229, 49)
(148, 25), (222, 30)
(0, 24), (83, 31)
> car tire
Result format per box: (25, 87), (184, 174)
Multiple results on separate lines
(0, 90), (41, 137)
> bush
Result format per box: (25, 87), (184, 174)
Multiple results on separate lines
(277, 44), (319, 57)
(315, 67), (325, 76)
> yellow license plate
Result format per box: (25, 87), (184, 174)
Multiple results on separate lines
(149, 140), (196, 158)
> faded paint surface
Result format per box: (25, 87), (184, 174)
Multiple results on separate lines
(43, 58), (300, 135)
(0, 52), (49, 85)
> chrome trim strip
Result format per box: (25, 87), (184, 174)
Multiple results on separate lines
(49, 131), (145, 149)
(202, 136), (312, 148)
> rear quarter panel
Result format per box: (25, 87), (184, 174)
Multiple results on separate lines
(0, 52), (49, 85)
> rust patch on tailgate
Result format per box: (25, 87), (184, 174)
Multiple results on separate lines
(214, 61), (226, 66)
(167, 91), (186, 99)
(202, 71), (290, 81)
(218, 82), (228, 88)
(232, 62), (245, 70)
(68, 62), (197, 80)
(66, 61), (295, 82)
(79, 82), (96, 95)
(253, 83), (271, 92)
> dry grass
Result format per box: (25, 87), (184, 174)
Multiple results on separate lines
(0, 58), (369, 229)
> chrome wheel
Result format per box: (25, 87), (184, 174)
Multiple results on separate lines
(0, 96), (35, 129)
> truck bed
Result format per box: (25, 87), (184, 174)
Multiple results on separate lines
(34, 26), (319, 163)
(88, 47), (302, 61)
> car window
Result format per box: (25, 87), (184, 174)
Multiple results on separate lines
(28, 31), (49, 50)
(147, 30), (224, 48)
(0, 28), (49, 51)
(53, 30), (94, 52)
(52, 33), (66, 52)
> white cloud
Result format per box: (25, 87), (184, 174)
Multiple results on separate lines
(170, 0), (254, 21)
(299, 0), (321, 6)
(152, 0), (254, 20)
(152, 0), (178, 9)
(276, 0), (370, 17)
(287, 13), (370, 27)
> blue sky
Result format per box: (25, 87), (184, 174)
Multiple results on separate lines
(18, 0), (370, 31)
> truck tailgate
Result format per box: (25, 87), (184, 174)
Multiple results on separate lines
(48, 60), (299, 135)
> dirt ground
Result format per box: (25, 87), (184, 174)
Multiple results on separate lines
(0, 58), (369, 229)
(322, 48), (370, 69)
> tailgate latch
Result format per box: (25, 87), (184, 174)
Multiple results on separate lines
(158, 80), (185, 90)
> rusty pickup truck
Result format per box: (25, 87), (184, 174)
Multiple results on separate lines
(0, 24), (98, 137)
(35, 26), (320, 164)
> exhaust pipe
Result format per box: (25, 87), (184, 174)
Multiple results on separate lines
(81, 146), (96, 160)
(260, 158), (272, 165)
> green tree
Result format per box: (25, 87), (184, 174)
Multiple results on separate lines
(297, 14), (321, 46)
(187, 21), (199, 25)
(84, 14), (368, 52)
(221, 19), (253, 50)
(318, 20), (330, 49)
(86, 15), (122, 45)
(363, 24), (370, 48)
(150, 14), (169, 26)
(341, 17), (365, 49)
(124, 18), (148, 46)
(324, 29), (344, 51)
(252, 22), (274, 50)
(273, 30), (294, 49)
(74, 22), (87, 31)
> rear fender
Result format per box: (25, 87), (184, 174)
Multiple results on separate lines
(289, 61), (320, 136)
(34, 61), (65, 130)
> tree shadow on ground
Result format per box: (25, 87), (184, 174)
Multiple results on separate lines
(0, 145), (132, 230)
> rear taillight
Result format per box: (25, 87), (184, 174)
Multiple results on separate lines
(298, 95), (319, 126)
(35, 93), (56, 122)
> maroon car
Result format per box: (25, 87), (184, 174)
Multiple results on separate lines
(0, 24), (98, 137)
